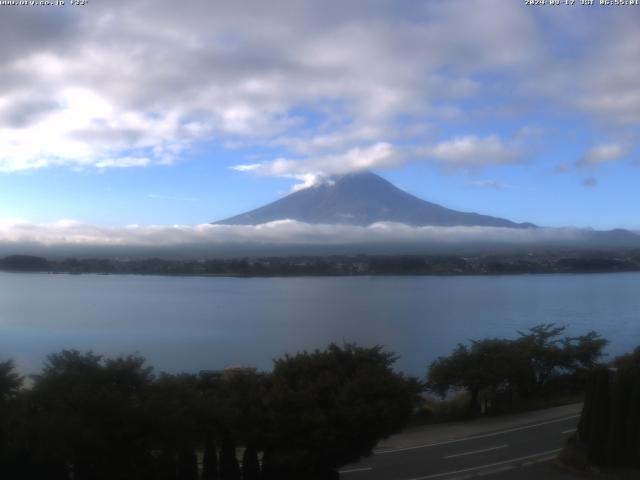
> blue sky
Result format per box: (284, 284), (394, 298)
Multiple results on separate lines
(0, 0), (638, 235)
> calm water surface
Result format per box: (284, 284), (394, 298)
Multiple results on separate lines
(0, 272), (638, 376)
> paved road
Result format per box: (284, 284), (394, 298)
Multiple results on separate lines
(339, 405), (581, 480)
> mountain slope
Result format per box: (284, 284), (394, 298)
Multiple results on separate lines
(216, 172), (535, 228)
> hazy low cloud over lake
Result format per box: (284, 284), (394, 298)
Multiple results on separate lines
(0, 219), (632, 258)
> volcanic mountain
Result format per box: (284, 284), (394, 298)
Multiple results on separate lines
(216, 171), (535, 228)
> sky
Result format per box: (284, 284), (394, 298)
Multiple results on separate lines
(0, 0), (639, 243)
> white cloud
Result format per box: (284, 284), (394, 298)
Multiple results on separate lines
(234, 135), (525, 189)
(0, 1), (637, 175)
(576, 23), (640, 125)
(96, 157), (150, 169)
(233, 142), (401, 190)
(230, 163), (262, 172)
(274, 125), (387, 156)
(422, 135), (523, 169)
(0, 218), (596, 250)
(577, 143), (627, 167)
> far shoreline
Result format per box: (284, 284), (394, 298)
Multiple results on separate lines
(1, 250), (639, 278)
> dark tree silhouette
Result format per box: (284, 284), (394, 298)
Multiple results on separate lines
(577, 348), (640, 467)
(30, 351), (155, 480)
(241, 444), (261, 480)
(219, 437), (241, 480)
(0, 359), (22, 401)
(0, 343), (421, 479)
(201, 436), (219, 480)
(262, 343), (420, 478)
(428, 324), (608, 413)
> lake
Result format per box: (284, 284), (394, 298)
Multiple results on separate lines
(0, 272), (638, 377)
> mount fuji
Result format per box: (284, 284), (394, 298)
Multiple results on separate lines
(216, 171), (535, 228)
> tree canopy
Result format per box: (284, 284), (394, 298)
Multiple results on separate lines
(578, 347), (640, 468)
(427, 324), (608, 414)
(262, 344), (421, 478)
(0, 344), (419, 480)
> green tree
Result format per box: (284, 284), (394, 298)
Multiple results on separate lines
(262, 343), (420, 479)
(198, 368), (266, 479)
(30, 350), (155, 480)
(0, 359), (22, 401)
(626, 377), (640, 467)
(563, 331), (609, 372)
(427, 339), (528, 413)
(516, 323), (568, 394)
(0, 359), (25, 478)
(607, 365), (634, 466)
(145, 373), (201, 480)
(584, 367), (611, 466)
(612, 347), (640, 466)
(428, 325), (608, 414)
(576, 359), (640, 468)
(216, 370), (268, 451)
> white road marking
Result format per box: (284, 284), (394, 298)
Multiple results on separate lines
(405, 448), (562, 480)
(375, 415), (579, 454)
(338, 466), (373, 474)
(561, 428), (577, 434)
(443, 444), (508, 459)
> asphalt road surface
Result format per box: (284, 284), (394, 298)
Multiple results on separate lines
(339, 408), (580, 480)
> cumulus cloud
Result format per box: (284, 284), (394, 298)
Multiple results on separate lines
(421, 135), (523, 169)
(577, 143), (627, 167)
(556, 142), (629, 184)
(0, 0), (637, 176)
(273, 125), (387, 156)
(575, 23), (640, 125)
(232, 142), (401, 190)
(233, 134), (524, 189)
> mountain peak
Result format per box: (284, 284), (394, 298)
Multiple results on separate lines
(216, 171), (534, 228)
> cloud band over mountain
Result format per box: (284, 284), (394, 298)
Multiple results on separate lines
(0, 219), (631, 257)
